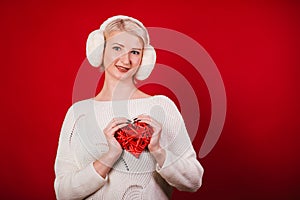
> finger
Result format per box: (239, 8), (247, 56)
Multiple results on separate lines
(137, 117), (160, 128)
(107, 118), (130, 129)
(104, 118), (129, 135)
(108, 117), (128, 125)
(136, 118), (152, 125)
(106, 123), (128, 137)
(136, 115), (152, 122)
(136, 114), (151, 120)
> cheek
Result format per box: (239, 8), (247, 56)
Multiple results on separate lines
(103, 50), (118, 67)
(131, 55), (142, 66)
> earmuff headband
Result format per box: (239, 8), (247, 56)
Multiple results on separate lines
(86, 15), (156, 80)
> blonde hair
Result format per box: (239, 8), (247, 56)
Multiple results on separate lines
(103, 18), (149, 46)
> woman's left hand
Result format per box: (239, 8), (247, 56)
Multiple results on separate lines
(136, 114), (162, 152)
(137, 114), (166, 167)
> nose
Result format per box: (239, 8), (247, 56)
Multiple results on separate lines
(120, 52), (130, 65)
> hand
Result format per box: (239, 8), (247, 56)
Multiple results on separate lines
(137, 114), (166, 167)
(101, 117), (129, 166)
(136, 114), (162, 153)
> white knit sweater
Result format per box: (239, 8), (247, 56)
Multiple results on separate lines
(54, 95), (204, 200)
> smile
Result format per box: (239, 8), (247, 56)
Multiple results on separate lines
(115, 65), (130, 73)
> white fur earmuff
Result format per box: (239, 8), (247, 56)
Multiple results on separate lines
(86, 15), (156, 80)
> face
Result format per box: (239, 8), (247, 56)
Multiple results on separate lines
(103, 31), (144, 81)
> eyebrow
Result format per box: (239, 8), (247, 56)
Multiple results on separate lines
(112, 43), (142, 51)
(112, 43), (124, 47)
(132, 48), (142, 51)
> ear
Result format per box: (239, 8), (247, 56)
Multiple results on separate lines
(86, 29), (105, 67)
(135, 45), (156, 80)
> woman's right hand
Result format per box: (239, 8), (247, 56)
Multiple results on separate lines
(94, 117), (129, 177)
(101, 117), (129, 163)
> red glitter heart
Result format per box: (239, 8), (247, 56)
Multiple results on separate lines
(114, 121), (154, 158)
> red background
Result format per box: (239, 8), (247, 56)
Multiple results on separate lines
(1, 0), (300, 199)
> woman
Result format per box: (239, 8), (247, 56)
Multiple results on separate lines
(54, 15), (204, 200)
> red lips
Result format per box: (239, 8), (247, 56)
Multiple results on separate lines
(115, 65), (130, 73)
(114, 120), (154, 158)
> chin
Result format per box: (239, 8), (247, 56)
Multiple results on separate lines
(109, 71), (134, 82)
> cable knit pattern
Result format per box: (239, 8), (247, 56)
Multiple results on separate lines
(54, 95), (204, 200)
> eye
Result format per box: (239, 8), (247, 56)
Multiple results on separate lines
(112, 46), (121, 51)
(131, 50), (140, 55)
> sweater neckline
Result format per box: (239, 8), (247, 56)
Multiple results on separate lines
(90, 95), (160, 103)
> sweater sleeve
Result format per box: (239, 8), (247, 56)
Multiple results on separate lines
(54, 106), (107, 200)
(154, 97), (204, 192)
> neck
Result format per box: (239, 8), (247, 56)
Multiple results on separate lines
(96, 74), (138, 101)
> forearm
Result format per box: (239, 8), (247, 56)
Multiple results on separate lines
(149, 143), (203, 192)
(156, 148), (204, 192)
(150, 147), (166, 168)
(55, 161), (107, 200)
(93, 151), (121, 178)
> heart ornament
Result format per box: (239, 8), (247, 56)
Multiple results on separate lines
(114, 120), (154, 158)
